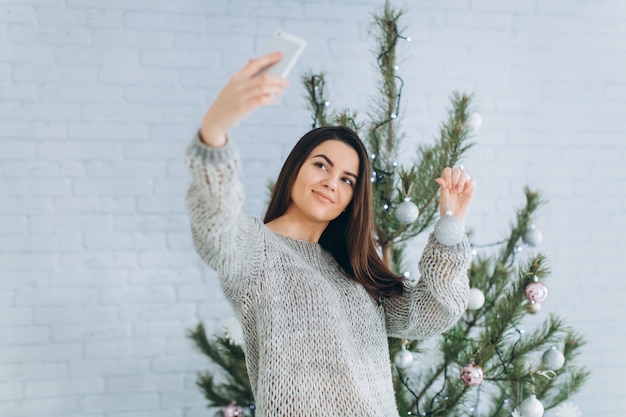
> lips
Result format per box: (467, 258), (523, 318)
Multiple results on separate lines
(312, 190), (334, 203)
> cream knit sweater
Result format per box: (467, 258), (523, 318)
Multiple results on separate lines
(185, 134), (471, 417)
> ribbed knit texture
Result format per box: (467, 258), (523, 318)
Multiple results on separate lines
(185, 134), (471, 417)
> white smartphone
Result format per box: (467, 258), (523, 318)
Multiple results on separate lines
(258, 31), (306, 78)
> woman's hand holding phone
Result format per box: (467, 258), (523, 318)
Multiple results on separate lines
(199, 53), (290, 148)
(199, 31), (306, 147)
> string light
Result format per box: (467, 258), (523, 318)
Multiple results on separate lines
(370, 25), (409, 180)
(309, 75), (323, 129)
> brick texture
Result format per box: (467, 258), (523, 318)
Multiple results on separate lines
(1, 0), (625, 415)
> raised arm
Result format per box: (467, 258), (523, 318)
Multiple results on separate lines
(185, 53), (289, 300)
(382, 166), (475, 339)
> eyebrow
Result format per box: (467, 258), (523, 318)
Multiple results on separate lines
(312, 154), (358, 181)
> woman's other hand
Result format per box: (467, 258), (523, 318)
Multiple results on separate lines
(435, 167), (475, 223)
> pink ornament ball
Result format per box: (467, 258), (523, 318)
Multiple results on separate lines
(224, 403), (243, 417)
(525, 282), (548, 304)
(460, 363), (484, 387)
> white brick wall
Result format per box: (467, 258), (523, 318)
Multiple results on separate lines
(1, 0), (624, 416)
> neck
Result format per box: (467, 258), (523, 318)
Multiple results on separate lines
(265, 210), (329, 242)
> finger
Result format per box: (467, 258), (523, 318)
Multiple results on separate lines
(251, 73), (290, 91)
(456, 170), (471, 192)
(463, 177), (476, 195)
(450, 167), (462, 188)
(245, 81), (288, 100)
(237, 81), (288, 113)
(439, 187), (449, 213)
(439, 167), (452, 187)
(240, 52), (283, 78)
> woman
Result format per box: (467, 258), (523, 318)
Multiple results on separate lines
(186, 52), (475, 417)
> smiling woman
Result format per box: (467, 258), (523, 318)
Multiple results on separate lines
(270, 139), (358, 234)
(185, 53), (475, 417)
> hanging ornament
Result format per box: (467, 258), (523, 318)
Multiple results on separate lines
(434, 211), (465, 246)
(466, 112), (482, 131)
(542, 346), (565, 371)
(525, 302), (542, 314)
(525, 281), (548, 304)
(395, 197), (419, 224)
(523, 224), (543, 247)
(393, 345), (414, 370)
(223, 403), (243, 417)
(223, 317), (244, 346)
(519, 394), (544, 417)
(460, 363), (484, 387)
(467, 288), (485, 310)
(554, 401), (582, 417)
(511, 409), (521, 417)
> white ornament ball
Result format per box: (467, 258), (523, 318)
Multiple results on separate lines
(223, 317), (245, 346)
(393, 346), (414, 370)
(523, 225), (543, 247)
(520, 395), (544, 417)
(467, 112), (482, 131)
(542, 347), (565, 371)
(467, 288), (485, 310)
(554, 401), (582, 417)
(395, 198), (419, 224)
(434, 213), (465, 246)
(525, 302), (542, 314)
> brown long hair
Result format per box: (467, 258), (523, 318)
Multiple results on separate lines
(263, 126), (404, 299)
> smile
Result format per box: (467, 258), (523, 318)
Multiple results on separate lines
(312, 190), (334, 203)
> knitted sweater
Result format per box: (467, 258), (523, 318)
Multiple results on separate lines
(185, 134), (471, 417)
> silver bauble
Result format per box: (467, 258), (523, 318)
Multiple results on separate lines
(523, 225), (543, 247)
(395, 198), (419, 224)
(467, 288), (485, 310)
(542, 347), (565, 371)
(466, 112), (482, 131)
(393, 346), (414, 370)
(520, 394), (544, 417)
(434, 213), (465, 246)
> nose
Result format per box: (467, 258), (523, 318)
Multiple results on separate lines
(322, 176), (337, 191)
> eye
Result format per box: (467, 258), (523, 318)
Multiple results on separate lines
(313, 162), (328, 171)
(342, 177), (354, 186)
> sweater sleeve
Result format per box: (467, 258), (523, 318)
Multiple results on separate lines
(185, 133), (257, 303)
(382, 233), (471, 340)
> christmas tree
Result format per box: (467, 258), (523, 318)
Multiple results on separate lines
(188, 2), (589, 416)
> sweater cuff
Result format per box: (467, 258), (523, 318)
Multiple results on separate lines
(186, 130), (237, 165)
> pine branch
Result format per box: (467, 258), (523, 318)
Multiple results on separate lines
(500, 314), (563, 360)
(395, 93), (475, 243)
(332, 108), (364, 135)
(536, 329), (590, 410)
(501, 188), (544, 262)
(302, 72), (331, 128)
(188, 323), (254, 412)
(188, 323), (230, 370)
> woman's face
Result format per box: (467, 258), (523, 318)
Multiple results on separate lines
(289, 139), (360, 224)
